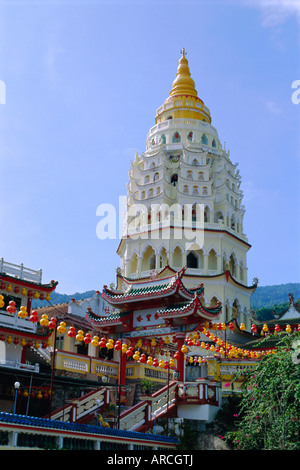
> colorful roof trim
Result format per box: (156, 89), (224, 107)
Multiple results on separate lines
(0, 273), (58, 292)
(85, 309), (130, 327)
(158, 294), (222, 320)
(103, 268), (204, 306)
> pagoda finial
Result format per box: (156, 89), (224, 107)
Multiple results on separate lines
(170, 49), (197, 98)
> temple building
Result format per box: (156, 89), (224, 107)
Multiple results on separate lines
(117, 49), (257, 332)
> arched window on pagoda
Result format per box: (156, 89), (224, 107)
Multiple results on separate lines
(187, 131), (193, 142)
(212, 139), (216, 148)
(229, 253), (237, 277)
(173, 245), (183, 268)
(149, 254), (156, 270)
(160, 134), (166, 144)
(187, 251), (198, 269)
(171, 174), (178, 186)
(142, 245), (156, 272)
(154, 172), (159, 182)
(201, 134), (208, 145)
(208, 249), (217, 271)
(198, 171), (204, 181)
(172, 132), (181, 143)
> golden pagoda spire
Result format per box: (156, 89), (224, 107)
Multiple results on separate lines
(170, 48), (198, 98)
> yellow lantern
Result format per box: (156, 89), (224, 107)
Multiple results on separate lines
(210, 344), (215, 351)
(76, 330), (84, 341)
(36, 390), (43, 400)
(21, 288), (27, 296)
(46, 294), (51, 301)
(221, 323), (226, 330)
(34, 291), (40, 299)
(106, 339), (114, 349)
(20, 338), (27, 347)
(200, 342), (205, 349)
(286, 324), (292, 334)
(137, 339), (143, 348)
(262, 324), (268, 332)
(164, 336), (170, 344)
(181, 344), (187, 353)
(0, 295), (4, 309)
(57, 321), (66, 334)
(18, 306), (28, 319)
(147, 356), (153, 366)
(39, 314), (49, 327)
(189, 356), (193, 363)
(6, 335), (12, 344)
(6, 284), (12, 292)
(158, 360), (164, 368)
(240, 323), (245, 331)
(34, 341), (40, 349)
(91, 336), (99, 347)
(133, 351), (140, 361)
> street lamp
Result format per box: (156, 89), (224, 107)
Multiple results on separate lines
(13, 381), (20, 414)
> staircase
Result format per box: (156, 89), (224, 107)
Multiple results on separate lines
(49, 386), (110, 424)
(119, 381), (178, 432)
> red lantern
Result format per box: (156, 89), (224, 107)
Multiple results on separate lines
(40, 293), (45, 301)
(164, 361), (169, 369)
(114, 341), (122, 351)
(251, 324), (257, 334)
(174, 351), (180, 359)
(0, 334), (5, 341)
(84, 333), (91, 344)
(229, 322), (234, 330)
(205, 343), (210, 350)
(153, 358), (159, 367)
(29, 310), (39, 323)
(0, 282), (5, 289)
(27, 290), (33, 298)
(13, 337), (19, 345)
(48, 318), (57, 329)
(275, 324), (281, 333)
(126, 347), (133, 357)
(139, 354), (146, 363)
(14, 286), (20, 294)
(67, 326), (76, 338)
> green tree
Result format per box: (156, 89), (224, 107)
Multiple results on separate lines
(226, 333), (300, 450)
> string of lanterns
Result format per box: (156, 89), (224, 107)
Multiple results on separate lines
(2, 303), (300, 364)
(0, 284), (51, 301)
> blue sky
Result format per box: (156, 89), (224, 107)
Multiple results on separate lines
(0, 0), (299, 294)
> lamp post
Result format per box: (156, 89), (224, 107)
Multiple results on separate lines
(96, 398), (101, 426)
(13, 381), (20, 414)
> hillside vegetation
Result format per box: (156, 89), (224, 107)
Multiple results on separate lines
(32, 283), (300, 321)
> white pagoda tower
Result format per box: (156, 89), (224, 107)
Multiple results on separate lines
(117, 49), (256, 332)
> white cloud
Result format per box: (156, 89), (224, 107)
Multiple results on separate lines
(243, 0), (300, 26)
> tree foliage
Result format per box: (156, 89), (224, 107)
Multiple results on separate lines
(226, 333), (300, 450)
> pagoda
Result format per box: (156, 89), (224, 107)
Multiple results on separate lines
(117, 49), (257, 331)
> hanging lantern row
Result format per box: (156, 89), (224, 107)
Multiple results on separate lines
(183, 328), (276, 359)
(0, 283), (51, 301)
(16, 388), (52, 400)
(186, 356), (207, 364)
(251, 323), (300, 335)
(0, 333), (50, 349)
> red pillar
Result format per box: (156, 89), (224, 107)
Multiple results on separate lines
(118, 352), (127, 397)
(174, 332), (186, 382)
(21, 345), (27, 364)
